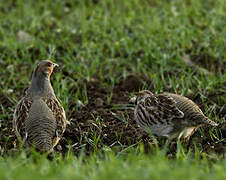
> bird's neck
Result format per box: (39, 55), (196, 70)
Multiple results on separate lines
(29, 75), (55, 97)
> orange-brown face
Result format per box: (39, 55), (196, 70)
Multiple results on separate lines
(136, 90), (153, 104)
(35, 60), (58, 77)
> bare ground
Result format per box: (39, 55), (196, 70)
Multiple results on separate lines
(0, 75), (225, 157)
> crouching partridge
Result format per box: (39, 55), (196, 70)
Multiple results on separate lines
(13, 60), (66, 152)
(134, 90), (218, 140)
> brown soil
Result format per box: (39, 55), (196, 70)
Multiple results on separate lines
(0, 75), (225, 157)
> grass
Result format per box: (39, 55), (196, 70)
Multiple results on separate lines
(0, 0), (225, 179)
(1, 149), (226, 180)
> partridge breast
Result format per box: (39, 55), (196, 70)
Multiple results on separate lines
(25, 98), (57, 152)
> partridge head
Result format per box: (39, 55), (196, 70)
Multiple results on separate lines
(134, 90), (218, 140)
(13, 60), (66, 152)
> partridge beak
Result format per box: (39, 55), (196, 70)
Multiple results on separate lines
(53, 63), (59, 68)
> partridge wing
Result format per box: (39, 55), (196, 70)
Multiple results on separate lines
(13, 98), (33, 140)
(43, 98), (66, 139)
(162, 93), (218, 126)
(150, 94), (184, 120)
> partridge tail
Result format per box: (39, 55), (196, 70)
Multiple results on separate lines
(204, 117), (218, 127)
(36, 137), (53, 152)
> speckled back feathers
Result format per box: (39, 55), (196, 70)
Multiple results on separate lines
(13, 60), (66, 152)
(134, 90), (218, 139)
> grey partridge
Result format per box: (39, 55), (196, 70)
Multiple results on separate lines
(134, 90), (218, 140)
(13, 60), (66, 152)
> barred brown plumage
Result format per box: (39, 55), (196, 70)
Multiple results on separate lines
(13, 60), (67, 152)
(134, 90), (218, 140)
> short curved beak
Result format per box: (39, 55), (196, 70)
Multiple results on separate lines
(53, 63), (59, 68)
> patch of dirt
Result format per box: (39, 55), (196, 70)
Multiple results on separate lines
(115, 74), (152, 93)
(61, 75), (151, 155)
(0, 75), (225, 157)
(190, 122), (226, 159)
(0, 92), (16, 155)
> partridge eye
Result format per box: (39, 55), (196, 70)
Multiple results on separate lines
(47, 63), (52, 67)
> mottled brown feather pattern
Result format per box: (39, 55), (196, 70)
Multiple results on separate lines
(163, 93), (218, 126)
(13, 98), (33, 140)
(14, 96), (66, 151)
(43, 97), (66, 138)
(134, 90), (218, 139)
(13, 60), (66, 152)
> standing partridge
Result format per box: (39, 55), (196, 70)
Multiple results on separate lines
(134, 90), (218, 140)
(13, 60), (66, 152)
